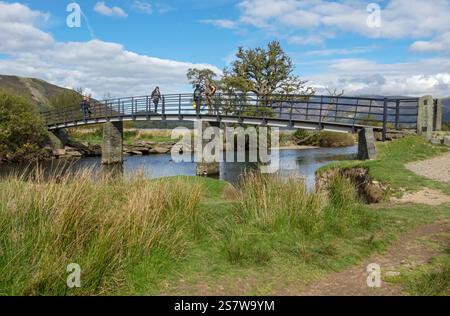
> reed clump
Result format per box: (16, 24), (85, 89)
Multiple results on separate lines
(0, 168), (202, 295)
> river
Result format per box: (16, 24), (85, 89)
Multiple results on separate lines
(0, 145), (356, 190)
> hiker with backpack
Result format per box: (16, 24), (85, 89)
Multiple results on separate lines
(204, 79), (217, 114)
(193, 83), (204, 115)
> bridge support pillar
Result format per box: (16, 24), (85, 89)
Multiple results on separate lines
(357, 128), (376, 160)
(48, 129), (69, 153)
(196, 121), (220, 176)
(102, 121), (123, 165)
(417, 95), (434, 140)
(434, 98), (443, 131)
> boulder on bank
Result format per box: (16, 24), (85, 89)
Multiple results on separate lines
(316, 167), (387, 204)
(150, 147), (171, 154)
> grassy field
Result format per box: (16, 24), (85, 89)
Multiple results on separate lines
(0, 136), (449, 295)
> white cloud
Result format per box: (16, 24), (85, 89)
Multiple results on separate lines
(0, 1), (53, 53)
(306, 58), (450, 97)
(287, 35), (327, 46)
(303, 46), (378, 57)
(94, 2), (128, 18)
(410, 32), (450, 53)
(131, 1), (152, 15)
(0, 2), (220, 99)
(235, 0), (450, 45)
(200, 19), (238, 29)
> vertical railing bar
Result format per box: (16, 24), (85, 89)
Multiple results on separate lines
(334, 96), (339, 122)
(395, 99), (400, 130)
(289, 100), (293, 127)
(318, 95), (323, 129)
(162, 96), (165, 118)
(352, 98), (359, 131)
(382, 97), (388, 141)
(179, 94), (182, 119)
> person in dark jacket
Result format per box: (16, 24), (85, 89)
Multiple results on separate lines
(151, 86), (161, 112)
(193, 83), (204, 114)
(81, 94), (92, 120)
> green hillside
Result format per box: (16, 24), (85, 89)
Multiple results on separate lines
(0, 74), (77, 109)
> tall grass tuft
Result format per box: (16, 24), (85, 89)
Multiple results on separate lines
(236, 172), (325, 234)
(0, 168), (202, 295)
(224, 171), (375, 265)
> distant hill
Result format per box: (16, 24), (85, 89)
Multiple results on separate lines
(0, 74), (77, 108)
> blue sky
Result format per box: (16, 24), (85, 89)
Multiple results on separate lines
(0, 0), (449, 98)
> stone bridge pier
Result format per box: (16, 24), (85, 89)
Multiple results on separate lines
(102, 121), (123, 164)
(100, 120), (221, 174)
(48, 128), (69, 154)
(357, 127), (377, 160)
(196, 121), (220, 176)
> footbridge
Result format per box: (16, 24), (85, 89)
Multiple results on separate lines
(40, 93), (442, 170)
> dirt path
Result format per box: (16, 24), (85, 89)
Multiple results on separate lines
(391, 188), (450, 206)
(164, 221), (449, 296)
(298, 221), (450, 296)
(406, 152), (450, 182)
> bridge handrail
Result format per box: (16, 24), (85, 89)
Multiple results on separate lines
(40, 93), (421, 140)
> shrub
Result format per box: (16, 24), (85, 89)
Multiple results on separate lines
(294, 130), (355, 147)
(0, 90), (47, 161)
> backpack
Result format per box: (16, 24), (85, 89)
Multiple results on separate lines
(194, 87), (202, 99)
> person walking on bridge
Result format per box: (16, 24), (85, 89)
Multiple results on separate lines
(204, 79), (217, 114)
(81, 93), (92, 120)
(193, 83), (204, 115)
(151, 86), (161, 113)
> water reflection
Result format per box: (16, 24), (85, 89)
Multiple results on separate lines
(0, 145), (356, 190)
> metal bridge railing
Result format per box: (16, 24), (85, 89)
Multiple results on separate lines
(40, 93), (420, 138)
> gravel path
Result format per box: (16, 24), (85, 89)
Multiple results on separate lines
(299, 221), (449, 296)
(406, 152), (450, 182)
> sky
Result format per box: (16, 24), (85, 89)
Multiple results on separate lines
(0, 0), (449, 99)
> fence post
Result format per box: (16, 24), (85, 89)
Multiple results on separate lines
(382, 98), (388, 141)
(395, 99), (400, 130)
(417, 95), (434, 140)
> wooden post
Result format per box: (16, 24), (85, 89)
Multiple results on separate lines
(395, 99), (400, 130)
(382, 98), (388, 142)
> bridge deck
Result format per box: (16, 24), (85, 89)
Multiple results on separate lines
(41, 93), (419, 136)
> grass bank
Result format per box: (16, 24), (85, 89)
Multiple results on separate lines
(0, 169), (202, 295)
(1, 136), (449, 295)
(318, 136), (450, 195)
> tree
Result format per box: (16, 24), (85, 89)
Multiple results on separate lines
(186, 68), (218, 88)
(0, 90), (47, 161)
(221, 41), (314, 97)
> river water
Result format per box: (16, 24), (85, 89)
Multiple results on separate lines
(0, 146), (356, 190)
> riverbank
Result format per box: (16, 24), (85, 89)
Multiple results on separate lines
(1, 136), (449, 295)
(29, 128), (347, 160)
